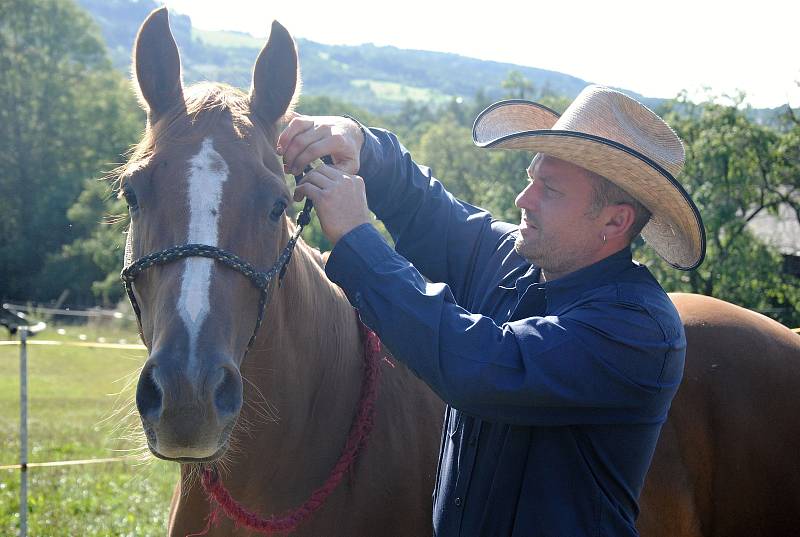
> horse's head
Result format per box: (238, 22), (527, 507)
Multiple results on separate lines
(121, 8), (298, 462)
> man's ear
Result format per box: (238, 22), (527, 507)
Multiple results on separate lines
(602, 203), (636, 241)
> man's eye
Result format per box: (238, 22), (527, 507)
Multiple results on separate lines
(269, 200), (287, 222)
(546, 186), (562, 197)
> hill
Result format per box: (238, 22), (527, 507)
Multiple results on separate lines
(75, 0), (645, 115)
(76, 0), (791, 121)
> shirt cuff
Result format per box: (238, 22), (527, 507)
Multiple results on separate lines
(325, 223), (395, 307)
(343, 115), (383, 180)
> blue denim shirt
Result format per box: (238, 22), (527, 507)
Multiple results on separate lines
(325, 127), (686, 537)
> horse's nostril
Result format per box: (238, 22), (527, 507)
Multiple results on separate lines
(136, 364), (163, 422)
(214, 367), (243, 418)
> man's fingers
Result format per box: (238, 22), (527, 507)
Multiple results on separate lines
(277, 116), (363, 176)
(277, 114), (313, 156)
(293, 181), (323, 203)
(291, 161), (370, 244)
(312, 164), (342, 181)
(297, 168), (337, 190)
(286, 135), (336, 176)
(315, 164), (362, 185)
(293, 166), (360, 202)
(295, 141), (358, 176)
(282, 126), (332, 173)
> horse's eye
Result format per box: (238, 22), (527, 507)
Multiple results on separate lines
(122, 184), (139, 211)
(269, 200), (287, 222)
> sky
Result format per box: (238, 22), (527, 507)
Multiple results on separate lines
(164, 0), (799, 109)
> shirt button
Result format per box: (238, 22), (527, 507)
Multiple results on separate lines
(353, 291), (362, 306)
(454, 497), (463, 507)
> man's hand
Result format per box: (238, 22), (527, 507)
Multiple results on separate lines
(293, 164), (371, 245)
(277, 113), (365, 176)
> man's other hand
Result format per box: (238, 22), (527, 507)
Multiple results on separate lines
(277, 113), (364, 176)
(293, 164), (371, 245)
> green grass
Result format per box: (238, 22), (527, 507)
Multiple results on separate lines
(0, 323), (178, 536)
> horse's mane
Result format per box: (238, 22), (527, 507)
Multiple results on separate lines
(112, 82), (277, 186)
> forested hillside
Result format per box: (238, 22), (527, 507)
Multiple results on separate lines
(2, 0), (798, 326)
(75, 0), (631, 115)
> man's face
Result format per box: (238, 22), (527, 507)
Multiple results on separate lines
(514, 154), (604, 278)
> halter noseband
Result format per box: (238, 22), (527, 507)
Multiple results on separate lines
(120, 161), (323, 352)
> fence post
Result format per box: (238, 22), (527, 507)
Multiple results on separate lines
(19, 327), (28, 537)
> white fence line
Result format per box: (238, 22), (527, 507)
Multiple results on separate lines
(2, 302), (136, 320)
(1, 328), (145, 537)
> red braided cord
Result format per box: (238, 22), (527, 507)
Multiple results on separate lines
(194, 323), (383, 535)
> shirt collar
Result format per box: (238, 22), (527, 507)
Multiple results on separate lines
(511, 246), (635, 314)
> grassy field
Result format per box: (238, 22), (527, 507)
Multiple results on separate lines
(349, 79), (453, 105)
(0, 321), (178, 536)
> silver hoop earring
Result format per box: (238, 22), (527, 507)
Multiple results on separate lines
(602, 234), (607, 244)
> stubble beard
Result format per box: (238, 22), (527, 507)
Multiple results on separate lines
(514, 229), (561, 269)
(514, 232), (540, 264)
(514, 228), (590, 277)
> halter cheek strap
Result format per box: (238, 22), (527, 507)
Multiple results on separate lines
(120, 158), (327, 352)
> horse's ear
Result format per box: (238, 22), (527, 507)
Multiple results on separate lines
(249, 21), (299, 125)
(133, 7), (184, 123)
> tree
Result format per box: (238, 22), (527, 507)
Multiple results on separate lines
(0, 0), (142, 305)
(45, 171), (132, 306)
(501, 70), (536, 100)
(775, 94), (800, 221)
(411, 118), (530, 224)
(635, 93), (800, 326)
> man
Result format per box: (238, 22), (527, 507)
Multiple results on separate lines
(277, 85), (705, 536)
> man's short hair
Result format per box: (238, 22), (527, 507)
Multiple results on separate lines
(588, 173), (652, 240)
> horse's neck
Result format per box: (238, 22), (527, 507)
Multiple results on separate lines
(238, 230), (364, 458)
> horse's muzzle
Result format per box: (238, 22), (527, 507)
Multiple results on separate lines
(136, 352), (243, 461)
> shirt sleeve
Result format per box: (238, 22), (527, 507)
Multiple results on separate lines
(357, 125), (516, 303)
(326, 224), (684, 427)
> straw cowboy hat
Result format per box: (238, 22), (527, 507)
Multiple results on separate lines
(472, 85), (705, 270)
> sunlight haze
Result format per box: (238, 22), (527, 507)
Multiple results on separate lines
(163, 0), (799, 109)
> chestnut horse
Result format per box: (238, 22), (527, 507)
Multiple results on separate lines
(123, 8), (800, 537)
(638, 293), (800, 537)
(122, 8), (441, 537)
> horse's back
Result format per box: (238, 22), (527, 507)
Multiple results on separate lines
(639, 293), (800, 537)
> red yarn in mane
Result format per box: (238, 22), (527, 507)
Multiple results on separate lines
(186, 322), (383, 536)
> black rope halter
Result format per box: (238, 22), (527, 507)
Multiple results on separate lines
(120, 158), (328, 353)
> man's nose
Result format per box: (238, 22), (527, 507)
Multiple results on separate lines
(515, 182), (535, 210)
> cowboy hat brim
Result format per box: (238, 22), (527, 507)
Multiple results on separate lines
(473, 100), (705, 270)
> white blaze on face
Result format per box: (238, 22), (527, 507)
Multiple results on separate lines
(178, 137), (229, 363)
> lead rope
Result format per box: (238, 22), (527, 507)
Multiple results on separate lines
(186, 156), (384, 535)
(187, 322), (382, 536)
